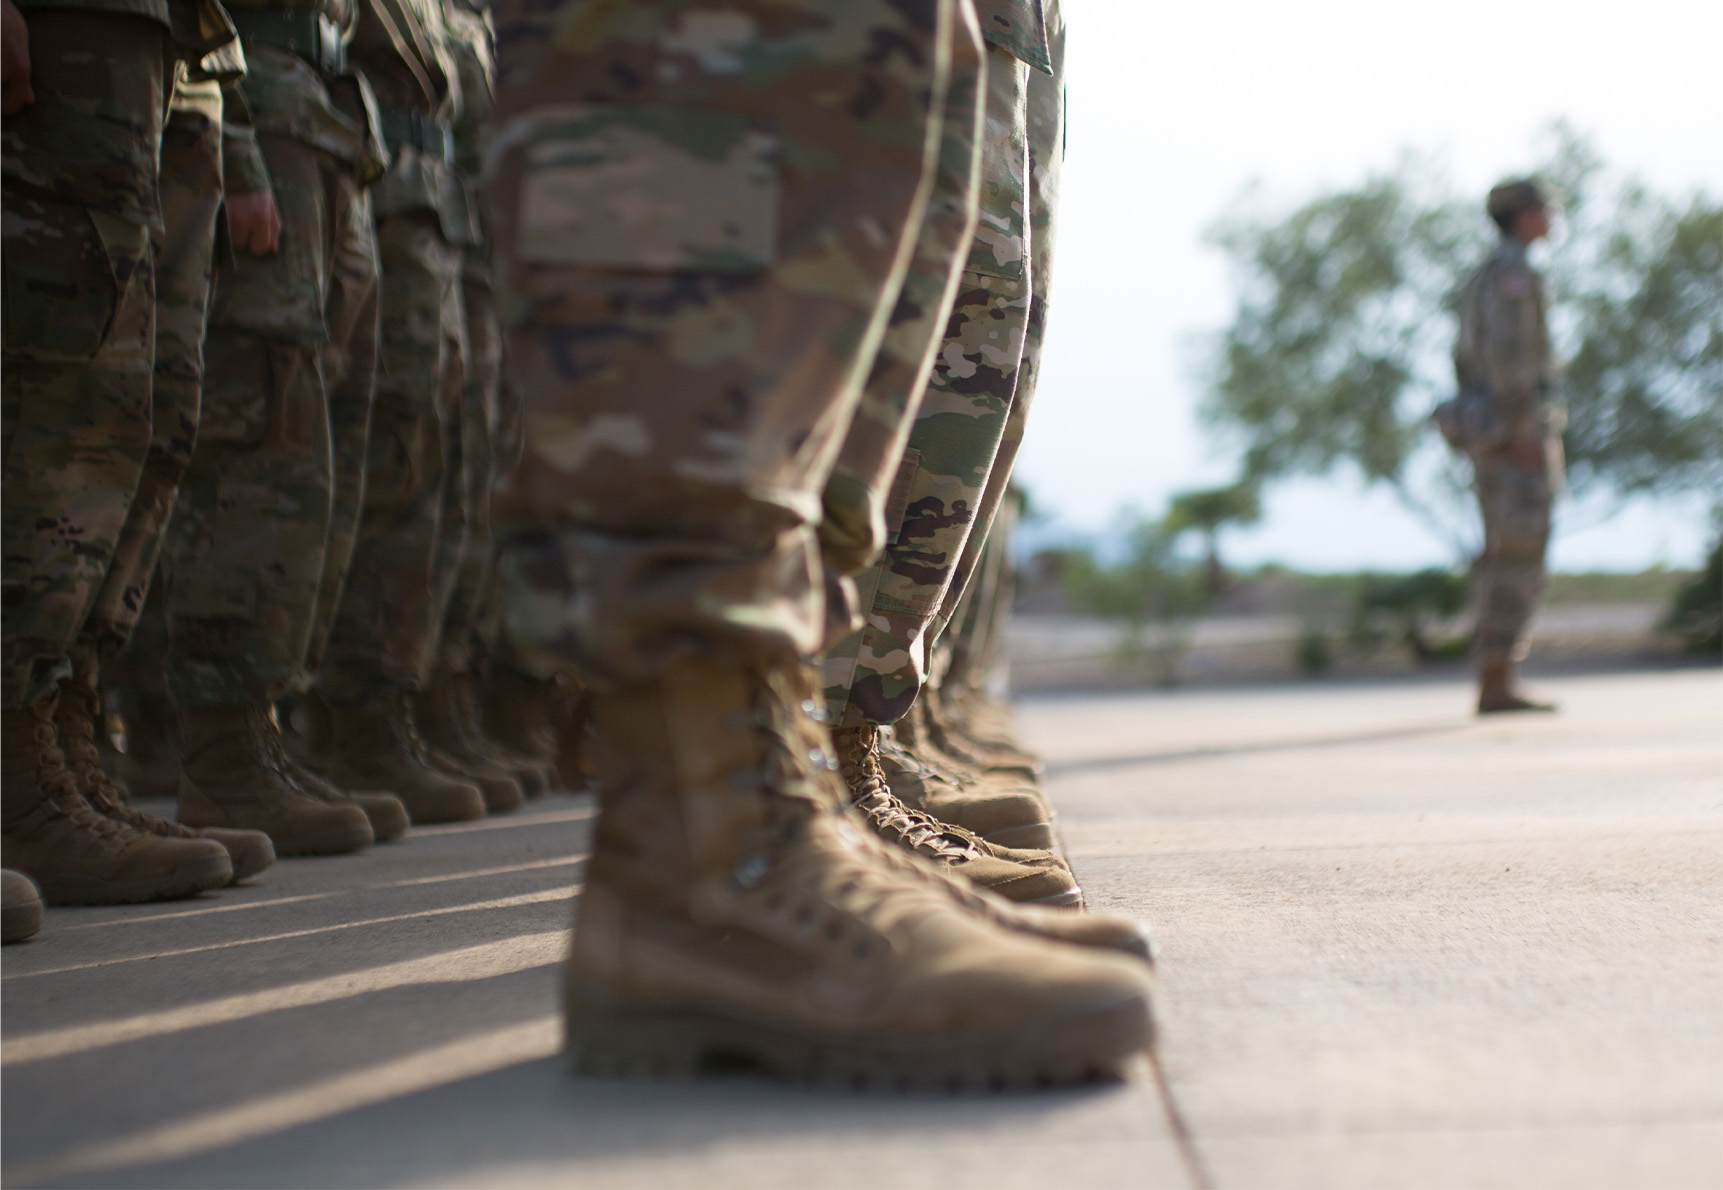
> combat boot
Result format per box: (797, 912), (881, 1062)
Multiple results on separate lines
(833, 725), (1080, 907)
(480, 668), (565, 787)
(1477, 659), (1557, 714)
(565, 654), (1153, 1088)
(327, 692), (487, 824)
(2, 701), (233, 904)
(257, 707), (410, 842)
(935, 688), (1044, 778)
(412, 685), (525, 814)
(426, 670), (555, 797)
(52, 649), (275, 882)
(178, 705), (375, 856)
(2, 869), (44, 943)
(889, 708), (1056, 850)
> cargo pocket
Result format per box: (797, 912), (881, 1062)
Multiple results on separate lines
(509, 106), (778, 272)
(1, 193), (140, 364)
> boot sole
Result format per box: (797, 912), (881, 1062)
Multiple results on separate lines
(270, 822), (376, 858)
(1027, 887), (1085, 910)
(36, 852), (234, 906)
(565, 979), (1151, 1091)
(2, 896), (44, 943)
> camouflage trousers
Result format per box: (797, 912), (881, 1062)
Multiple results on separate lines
(488, 0), (957, 687)
(160, 133), (381, 708)
(434, 246), (504, 676)
(0, 13), (171, 708)
(317, 210), (465, 705)
(88, 79), (225, 659)
(1470, 445), (1554, 664)
(823, 24), (1065, 726)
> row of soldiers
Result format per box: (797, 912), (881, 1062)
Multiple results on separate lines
(3, 0), (1164, 1087)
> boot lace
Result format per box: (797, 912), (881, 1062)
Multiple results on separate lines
(56, 686), (199, 838)
(834, 727), (980, 863)
(23, 704), (131, 841)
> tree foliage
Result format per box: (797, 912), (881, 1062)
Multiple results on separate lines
(1201, 127), (1721, 557)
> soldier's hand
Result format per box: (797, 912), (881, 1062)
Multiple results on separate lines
(226, 189), (283, 256)
(2, 0), (34, 115)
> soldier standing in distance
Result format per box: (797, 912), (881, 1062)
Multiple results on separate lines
(1448, 178), (1564, 714)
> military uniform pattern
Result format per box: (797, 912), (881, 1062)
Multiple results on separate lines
(432, 0), (502, 678)
(824, 7), (1052, 727)
(87, 75), (226, 657)
(1452, 235), (1562, 664)
(488, 0), (957, 688)
(160, 45), (384, 708)
(317, 0), (470, 706)
(1, 13), (172, 707)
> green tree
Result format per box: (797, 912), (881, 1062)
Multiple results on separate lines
(1200, 126), (1720, 558)
(1165, 481), (1261, 594)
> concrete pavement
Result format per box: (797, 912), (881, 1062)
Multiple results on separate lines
(3, 667), (1719, 1188)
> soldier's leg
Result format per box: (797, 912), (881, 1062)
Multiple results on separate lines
(2, 13), (234, 904)
(489, 0), (1151, 1086)
(160, 135), (374, 856)
(1472, 451), (1555, 713)
(301, 173), (380, 680)
(317, 209), (487, 824)
(823, 41), (1035, 731)
(419, 246), (549, 797)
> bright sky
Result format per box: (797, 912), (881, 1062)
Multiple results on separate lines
(1019, 0), (1723, 571)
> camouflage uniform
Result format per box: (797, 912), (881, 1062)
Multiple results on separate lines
(431, 0), (498, 678)
(2, 0), (233, 709)
(1450, 232), (1562, 664)
(160, 7), (389, 708)
(822, 0), (1062, 727)
(488, 0), (952, 688)
(85, 68), (232, 661)
(316, 0), (468, 708)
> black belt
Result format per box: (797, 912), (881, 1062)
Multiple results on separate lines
(230, 9), (348, 77)
(378, 108), (454, 166)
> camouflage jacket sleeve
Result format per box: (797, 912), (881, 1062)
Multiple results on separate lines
(220, 80), (273, 196)
(1479, 257), (1551, 443)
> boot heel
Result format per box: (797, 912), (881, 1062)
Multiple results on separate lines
(563, 980), (713, 1079)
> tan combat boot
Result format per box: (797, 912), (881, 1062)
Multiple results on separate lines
(327, 692), (487, 824)
(1476, 658), (1557, 715)
(480, 667), (565, 788)
(252, 705), (411, 842)
(53, 648), (275, 882)
(919, 692), (1043, 781)
(888, 708), (1056, 850)
(426, 669), (554, 797)
(832, 725), (1080, 907)
(2, 869), (45, 943)
(412, 684), (525, 814)
(3, 700), (233, 904)
(566, 655), (1154, 1088)
(178, 705), (375, 856)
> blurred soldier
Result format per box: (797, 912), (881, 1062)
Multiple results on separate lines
(155, 0), (410, 854)
(1442, 178), (1563, 714)
(317, 0), (514, 822)
(489, 0), (1152, 1087)
(823, 0), (1066, 863)
(3, 0), (245, 902)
